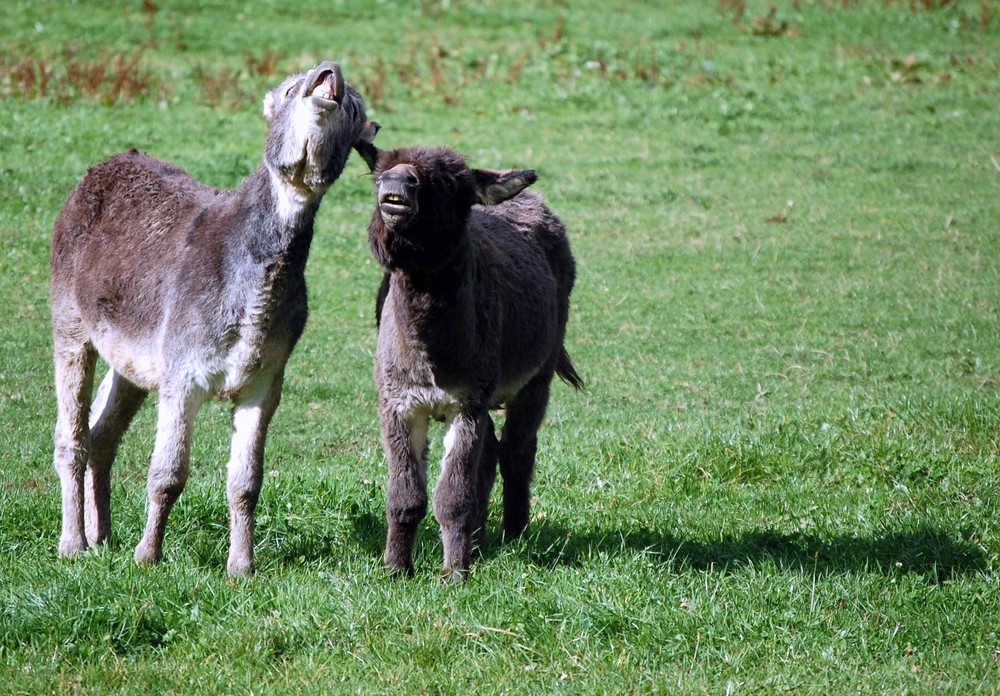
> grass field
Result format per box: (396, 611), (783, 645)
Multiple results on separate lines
(2, 0), (1000, 692)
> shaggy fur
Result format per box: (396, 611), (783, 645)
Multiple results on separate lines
(355, 141), (582, 581)
(49, 62), (373, 575)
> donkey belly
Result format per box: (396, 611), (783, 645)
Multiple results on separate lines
(89, 328), (166, 391)
(85, 301), (300, 400)
(490, 369), (539, 408)
(492, 289), (560, 405)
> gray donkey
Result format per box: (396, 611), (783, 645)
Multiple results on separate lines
(49, 62), (374, 575)
(355, 141), (582, 582)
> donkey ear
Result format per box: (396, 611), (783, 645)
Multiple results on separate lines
(360, 120), (381, 144)
(353, 138), (381, 173)
(262, 90), (277, 122)
(353, 120), (381, 171)
(473, 168), (537, 206)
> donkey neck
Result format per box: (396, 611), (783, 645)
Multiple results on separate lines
(390, 253), (480, 373)
(395, 246), (473, 312)
(234, 165), (322, 268)
(214, 165), (320, 369)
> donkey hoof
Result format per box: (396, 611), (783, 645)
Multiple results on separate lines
(58, 537), (88, 558)
(85, 533), (112, 548)
(385, 562), (415, 579)
(440, 566), (467, 584)
(501, 520), (529, 543)
(85, 524), (113, 549)
(227, 556), (256, 577)
(133, 543), (162, 566)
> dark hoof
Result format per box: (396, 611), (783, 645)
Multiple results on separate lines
(501, 521), (528, 543)
(385, 563), (415, 579)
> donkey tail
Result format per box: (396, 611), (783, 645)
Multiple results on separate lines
(556, 347), (584, 390)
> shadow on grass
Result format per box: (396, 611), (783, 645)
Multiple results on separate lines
(350, 505), (388, 561)
(347, 509), (986, 583)
(520, 522), (987, 583)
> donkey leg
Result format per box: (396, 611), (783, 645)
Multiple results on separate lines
(52, 337), (97, 557)
(85, 369), (147, 546)
(134, 384), (206, 565)
(472, 414), (499, 552)
(499, 370), (555, 541)
(225, 373), (283, 576)
(381, 406), (429, 577)
(435, 409), (488, 582)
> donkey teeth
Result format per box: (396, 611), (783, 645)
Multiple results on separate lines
(313, 86), (335, 100)
(311, 75), (340, 102)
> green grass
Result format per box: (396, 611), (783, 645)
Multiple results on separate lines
(2, 0), (1000, 692)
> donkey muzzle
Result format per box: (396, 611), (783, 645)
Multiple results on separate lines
(307, 61), (345, 107)
(377, 164), (419, 219)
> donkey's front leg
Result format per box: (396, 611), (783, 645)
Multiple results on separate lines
(134, 384), (206, 565)
(473, 414), (499, 552)
(225, 373), (283, 576)
(435, 409), (488, 583)
(381, 405), (429, 577)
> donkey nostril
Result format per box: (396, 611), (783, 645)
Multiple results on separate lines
(382, 164), (419, 188)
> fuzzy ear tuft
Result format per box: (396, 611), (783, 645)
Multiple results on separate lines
(262, 90), (277, 122)
(473, 168), (537, 206)
(359, 120), (380, 143)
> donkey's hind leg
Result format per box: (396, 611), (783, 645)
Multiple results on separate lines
(85, 369), (147, 546)
(498, 368), (555, 541)
(52, 333), (97, 557)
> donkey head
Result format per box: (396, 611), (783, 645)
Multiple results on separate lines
(263, 61), (371, 194)
(356, 142), (537, 271)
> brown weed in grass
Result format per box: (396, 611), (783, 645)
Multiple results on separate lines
(910, 0), (955, 12)
(719, 0), (747, 24)
(825, 0), (990, 30)
(751, 7), (789, 37)
(3, 49), (153, 103)
(536, 14), (567, 49)
(246, 50), (280, 78)
(10, 58), (49, 99)
(357, 58), (388, 109)
(65, 55), (108, 97)
(194, 64), (252, 109)
(191, 53), (293, 110)
(632, 48), (664, 83)
(142, 0), (159, 46)
(106, 51), (151, 103)
(506, 53), (527, 84)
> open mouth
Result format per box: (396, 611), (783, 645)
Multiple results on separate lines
(377, 164), (419, 218)
(379, 192), (412, 216)
(308, 65), (344, 106)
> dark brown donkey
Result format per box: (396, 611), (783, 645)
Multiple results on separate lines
(355, 142), (582, 582)
(49, 62), (374, 575)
